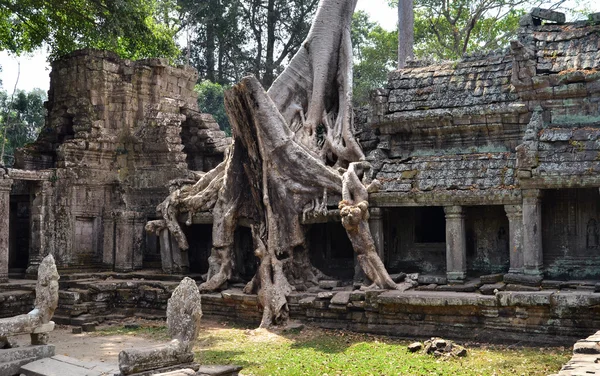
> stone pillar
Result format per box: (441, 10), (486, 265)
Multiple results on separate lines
(368, 207), (385, 260)
(522, 189), (544, 276)
(102, 212), (115, 267)
(27, 181), (52, 275)
(114, 210), (136, 272)
(444, 205), (467, 283)
(504, 205), (524, 274)
(133, 215), (146, 270)
(159, 229), (173, 274)
(0, 178), (13, 283)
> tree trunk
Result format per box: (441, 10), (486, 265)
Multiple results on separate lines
(262, 0), (277, 88)
(154, 0), (399, 327)
(398, 0), (414, 69)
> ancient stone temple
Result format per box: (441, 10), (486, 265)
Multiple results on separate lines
(1, 49), (230, 278)
(3, 9), (600, 345)
(351, 13), (600, 284)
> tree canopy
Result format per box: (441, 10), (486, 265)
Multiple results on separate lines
(0, 0), (180, 60)
(180, 0), (319, 88)
(387, 0), (595, 61)
(352, 11), (397, 105)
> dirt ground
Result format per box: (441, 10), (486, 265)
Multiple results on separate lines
(11, 323), (165, 367)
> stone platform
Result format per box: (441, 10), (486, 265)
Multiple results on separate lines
(20, 354), (119, 376)
(1, 273), (600, 345)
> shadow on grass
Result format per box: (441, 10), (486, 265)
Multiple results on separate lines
(195, 349), (257, 369)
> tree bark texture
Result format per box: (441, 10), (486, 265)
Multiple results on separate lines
(154, 0), (398, 327)
(398, 0), (414, 69)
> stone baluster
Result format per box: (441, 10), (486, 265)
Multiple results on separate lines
(444, 205), (467, 284)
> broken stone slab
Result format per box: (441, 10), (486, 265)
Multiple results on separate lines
(196, 365), (243, 376)
(389, 273), (406, 283)
(0, 345), (55, 376)
(20, 354), (119, 376)
(530, 7), (566, 23)
(119, 340), (194, 375)
(418, 275), (447, 285)
(122, 363), (200, 376)
(407, 342), (423, 352)
(317, 291), (334, 300)
(436, 279), (481, 292)
(480, 274), (504, 284)
(504, 284), (541, 292)
(480, 283), (506, 295)
(154, 370), (196, 376)
(503, 273), (542, 287)
(330, 292), (351, 306)
(318, 280), (340, 290)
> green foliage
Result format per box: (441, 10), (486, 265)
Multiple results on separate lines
(412, 1), (525, 60)
(0, 88), (46, 165)
(0, 0), (180, 60)
(180, 0), (319, 87)
(195, 80), (231, 136)
(352, 11), (398, 105)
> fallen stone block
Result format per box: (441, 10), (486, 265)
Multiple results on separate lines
(418, 275), (447, 285)
(407, 342), (423, 352)
(480, 274), (504, 284)
(318, 280), (340, 290)
(503, 274), (542, 287)
(196, 365), (243, 376)
(480, 283), (506, 295)
(119, 340), (194, 375)
(0, 345), (55, 376)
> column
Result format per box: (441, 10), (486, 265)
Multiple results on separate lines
(368, 207), (385, 260)
(102, 211), (115, 267)
(522, 189), (543, 276)
(504, 205), (524, 274)
(444, 205), (467, 283)
(27, 181), (51, 275)
(0, 178), (13, 282)
(133, 214), (146, 270)
(114, 210), (135, 272)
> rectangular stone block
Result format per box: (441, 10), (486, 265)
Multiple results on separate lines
(0, 345), (55, 376)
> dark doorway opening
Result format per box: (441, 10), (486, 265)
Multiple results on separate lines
(309, 222), (354, 280)
(184, 224), (213, 274)
(9, 194), (30, 272)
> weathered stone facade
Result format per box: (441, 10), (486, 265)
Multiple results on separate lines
(357, 17), (600, 282)
(2, 49), (230, 276)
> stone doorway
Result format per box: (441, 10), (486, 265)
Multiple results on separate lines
(464, 205), (510, 276)
(542, 188), (600, 279)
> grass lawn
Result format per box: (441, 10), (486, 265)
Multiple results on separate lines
(99, 320), (571, 376)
